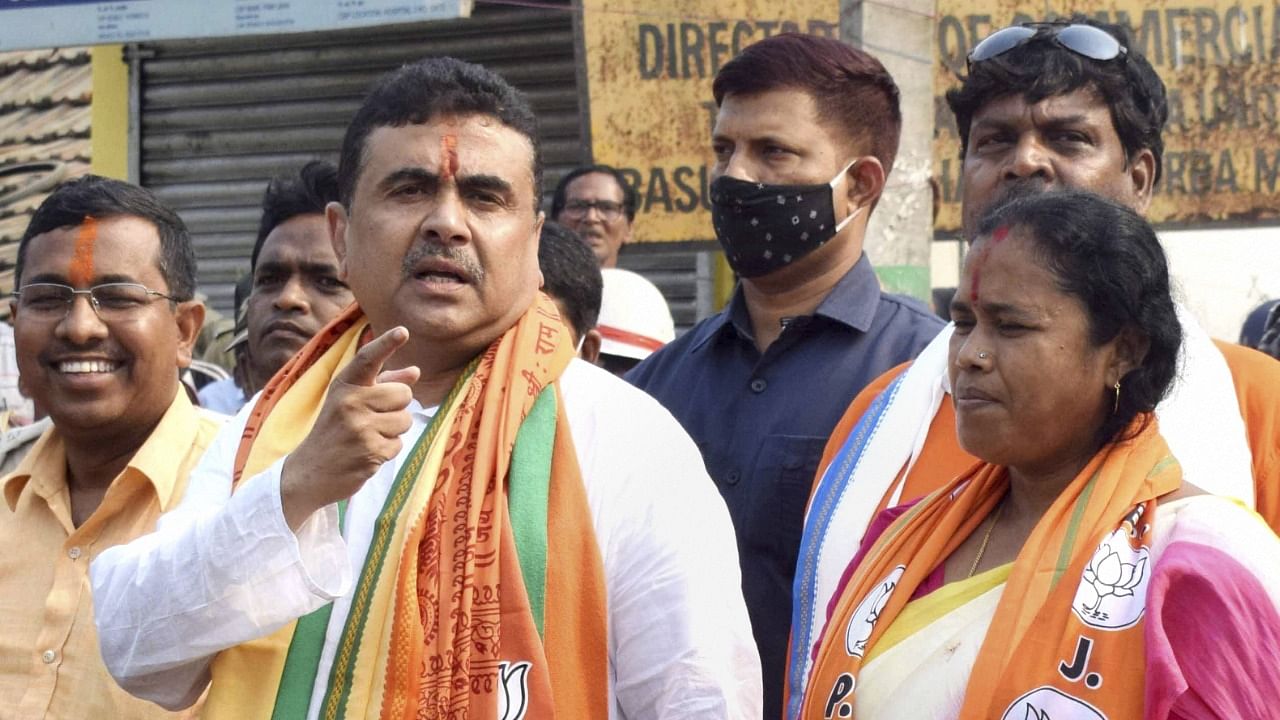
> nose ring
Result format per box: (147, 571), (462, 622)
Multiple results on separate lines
(977, 352), (990, 360)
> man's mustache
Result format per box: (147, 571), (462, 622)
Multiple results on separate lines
(995, 176), (1052, 205)
(401, 242), (485, 282)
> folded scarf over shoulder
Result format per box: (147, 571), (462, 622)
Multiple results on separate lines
(788, 307), (1256, 719)
(204, 294), (608, 720)
(798, 417), (1189, 719)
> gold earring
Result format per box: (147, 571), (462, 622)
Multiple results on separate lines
(1113, 380), (1121, 415)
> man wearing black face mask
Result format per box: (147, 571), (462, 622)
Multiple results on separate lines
(626, 33), (943, 718)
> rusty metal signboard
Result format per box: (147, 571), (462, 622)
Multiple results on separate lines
(934, 1), (1280, 233)
(580, 0), (839, 245)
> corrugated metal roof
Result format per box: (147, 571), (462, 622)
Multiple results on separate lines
(0, 46), (92, 316)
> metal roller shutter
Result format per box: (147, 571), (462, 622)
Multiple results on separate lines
(137, 1), (705, 330)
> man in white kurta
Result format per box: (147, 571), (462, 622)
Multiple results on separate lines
(90, 56), (761, 719)
(91, 359), (759, 719)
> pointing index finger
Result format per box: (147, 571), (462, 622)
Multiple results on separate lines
(340, 326), (409, 387)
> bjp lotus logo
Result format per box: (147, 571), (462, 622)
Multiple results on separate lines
(1071, 528), (1150, 630)
(844, 565), (905, 658)
(1000, 687), (1105, 720)
(497, 661), (531, 720)
(1082, 546), (1146, 606)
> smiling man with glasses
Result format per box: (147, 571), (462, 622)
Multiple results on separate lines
(14, 282), (178, 320)
(550, 164), (638, 268)
(0, 175), (222, 719)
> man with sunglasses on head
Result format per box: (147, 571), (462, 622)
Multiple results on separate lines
(626, 33), (944, 719)
(787, 18), (1280, 709)
(0, 175), (221, 719)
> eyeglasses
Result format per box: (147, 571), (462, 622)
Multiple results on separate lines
(12, 282), (178, 321)
(967, 23), (1127, 70)
(561, 199), (626, 221)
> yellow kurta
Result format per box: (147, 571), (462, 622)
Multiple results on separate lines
(0, 391), (222, 719)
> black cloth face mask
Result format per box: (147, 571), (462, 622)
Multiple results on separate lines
(710, 160), (861, 278)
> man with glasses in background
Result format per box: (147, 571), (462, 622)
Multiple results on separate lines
(551, 163), (676, 374)
(550, 164), (637, 268)
(788, 19), (1280, 712)
(0, 175), (221, 719)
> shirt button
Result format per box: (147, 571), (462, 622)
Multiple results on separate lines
(726, 470), (741, 485)
(41, 650), (56, 664)
(750, 378), (768, 393)
(67, 546), (81, 560)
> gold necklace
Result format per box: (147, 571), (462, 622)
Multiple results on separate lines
(967, 500), (1006, 579)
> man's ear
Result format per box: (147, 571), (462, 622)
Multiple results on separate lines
(621, 217), (635, 246)
(844, 156), (886, 217)
(532, 209), (545, 245)
(580, 328), (602, 365)
(173, 301), (206, 369)
(326, 201), (350, 281)
(1127, 148), (1157, 214)
(532, 210), (546, 286)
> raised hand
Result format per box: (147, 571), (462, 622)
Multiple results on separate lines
(279, 326), (420, 530)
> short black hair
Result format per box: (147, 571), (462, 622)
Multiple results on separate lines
(977, 190), (1181, 445)
(537, 221), (602, 339)
(948, 16), (1168, 183)
(713, 32), (901, 175)
(18, 174), (197, 300)
(549, 165), (639, 223)
(252, 160), (338, 270)
(337, 57), (541, 208)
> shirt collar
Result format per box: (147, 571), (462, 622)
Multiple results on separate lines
(687, 295), (743, 353)
(408, 399), (438, 421)
(689, 253), (882, 352)
(4, 389), (201, 512)
(813, 254), (881, 332)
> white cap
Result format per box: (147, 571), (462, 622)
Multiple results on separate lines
(596, 268), (675, 361)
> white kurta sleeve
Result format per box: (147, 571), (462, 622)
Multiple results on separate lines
(89, 408), (351, 710)
(605, 434), (763, 720)
(562, 361), (763, 720)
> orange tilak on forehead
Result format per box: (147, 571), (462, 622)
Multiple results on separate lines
(69, 216), (98, 287)
(440, 134), (459, 180)
(968, 224), (1010, 303)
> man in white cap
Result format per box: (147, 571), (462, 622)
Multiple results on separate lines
(596, 268), (675, 376)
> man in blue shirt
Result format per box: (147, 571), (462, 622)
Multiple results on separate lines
(627, 33), (943, 718)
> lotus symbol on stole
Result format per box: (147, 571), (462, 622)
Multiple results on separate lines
(497, 661), (531, 720)
(1000, 687), (1105, 720)
(1071, 528), (1151, 630)
(844, 565), (905, 657)
(1081, 542), (1146, 610)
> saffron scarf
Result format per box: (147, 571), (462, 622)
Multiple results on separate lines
(791, 306), (1256, 718)
(204, 294), (608, 719)
(798, 418), (1179, 720)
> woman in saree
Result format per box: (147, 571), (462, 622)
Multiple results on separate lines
(793, 190), (1280, 720)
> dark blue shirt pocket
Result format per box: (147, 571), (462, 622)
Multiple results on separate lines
(746, 434), (829, 577)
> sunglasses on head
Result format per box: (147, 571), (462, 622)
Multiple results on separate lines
(967, 23), (1127, 70)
